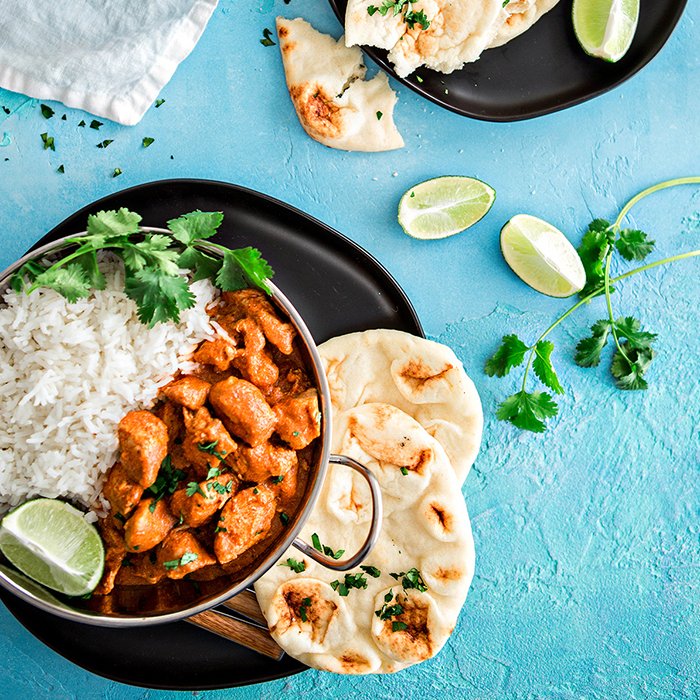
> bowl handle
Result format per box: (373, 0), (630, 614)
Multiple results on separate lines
(291, 454), (383, 572)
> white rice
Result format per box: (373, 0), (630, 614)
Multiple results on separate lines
(0, 254), (218, 520)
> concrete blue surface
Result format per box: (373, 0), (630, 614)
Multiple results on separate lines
(1, 0), (700, 697)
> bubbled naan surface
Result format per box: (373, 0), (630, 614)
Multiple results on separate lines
(254, 403), (475, 674)
(345, 0), (505, 77)
(318, 329), (482, 486)
(276, 17), (404, 152)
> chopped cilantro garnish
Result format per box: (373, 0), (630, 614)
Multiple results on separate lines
(280, 558), (306, 573)
(198, 440), (227, 461)
(311, 532), (344, 559)
(155, 99), (165, 107)
(390, 568), (427, 592)
(360, 565), (381, 578)
(392, 620), (408, 632)
(279, 512), (289, 525)
(400, 467), (409, 476)
(376, 111), (383, 120)
(97, 140), (114, 148)
(142, 137), (155, 148)
(61, 114), (67, 120)
(260, 27), (276, 47)
(163, 552), (198, 570)
(2, 106), (10, 114)
(40, 104), (54, 119)
(113, 168), (122, 177)
(186, 481), (206, 498)
(114, 512), (127, 524)
(40, 133), (55, 151)
(78, 120), (86, 127)
(299, 596), (312, 622)
(416, 75), (423, 83)
(90, 120), (103, 130)
(57, 164), (65, 174)
(271, 474), (284, 484)
(330, 573), (368, 596)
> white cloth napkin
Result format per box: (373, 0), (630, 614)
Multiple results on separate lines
(0, 0), (218, 125)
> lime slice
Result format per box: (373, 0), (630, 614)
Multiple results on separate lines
(398, 176), (496, 239)
(500, 214), (586, 298)
(573, 0), (639, 63)
(0, 499), (104, 596)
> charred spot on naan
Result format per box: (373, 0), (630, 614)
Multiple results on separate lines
(289, 84), (345, 141)
(419, 494), (460, 542)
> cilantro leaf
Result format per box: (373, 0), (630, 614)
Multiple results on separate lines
(86, 208), (142, 238)
(532, 340), (563, 395)
(574, 320), (612, 368)
(32, 263), (92, 302)
(217, 247), (273, 292)
(615, 229), (655, 262)
(40, 133), (55, 151)
(280, 558), (306, 573)
(611, 344), (654, 390)
(485, 334), (529, 377)
(578, 219), (614, 298)
(360, 565), (381, 578)
(124, 268), (196, 326)
(614, 316), (657, 349)
(167, 211), (224, 245)
(120, 235), (180, 275)
(177, 247), (223, 282)
(74, 249), (107, 291)
(496, 390), (558, 433)
(40, 104), (54, 119)
(142, 137), (154, 148)
(260, 27), (276, 46)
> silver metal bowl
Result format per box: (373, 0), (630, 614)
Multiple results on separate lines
(0, 230), (383, 627)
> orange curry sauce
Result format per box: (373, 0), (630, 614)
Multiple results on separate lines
(88, 289), (321, 614)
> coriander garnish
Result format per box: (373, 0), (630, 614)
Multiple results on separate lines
(40, 133), (55, 151)
(89, 120), (103, 130)
(155, 99), (165, 108)
(40, 104), (54, 119)
(330, 572), (368, 596)
(142, 137), (155, 148)
(390, 568), (427, 592)
(97, 140), (113, 148)
(279, 558), (306, 573)
(311, 532), (344, 560)
(186, 482), (206, 498)
(260, 28), (276, 46)
(112, 168), (122, 177)
(299, 596), (312, 622)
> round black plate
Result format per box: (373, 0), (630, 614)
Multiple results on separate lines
(328, 0), (687, 121)
(0, 179), (424, 690)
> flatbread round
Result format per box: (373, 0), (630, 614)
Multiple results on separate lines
(254, 403), (475, 673)
(317, 329), (482, 485)
(276, 17), (404, 152)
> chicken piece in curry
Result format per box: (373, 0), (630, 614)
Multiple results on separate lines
(91, 289), (321, 610)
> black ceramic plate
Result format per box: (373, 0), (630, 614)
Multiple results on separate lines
(0, 179), (424, 690)
(328, 0), (687, 121)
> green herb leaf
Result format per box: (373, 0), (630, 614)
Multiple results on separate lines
(390, 568), (427, 592)
(392, 620), (408, 632)
(31, 263), (91, 302)
(177, 247), (223, 282)
(279, 512), (289, 526)
(113, 168), (122, 177)
(124, 268), (196, 326)
(311, 533), (322, 552)
(532, 340), (564, 395)
(142, 137), (155, 148)
(185, 481), (206, 498)
(167, 210), (224, 245)
(376, 111), (383, 120)
(217, 247), (274, 293)
(180, 552), (198, 566)
(574, 320), (612, 368)
(57, 164), (65, 174)
(611, 344), (654, 390)
(120, 235), (180, 275)
(485, 334), (529, 377)
(614, 316), (657, 349)
(360, 565), (381, 578)
(404, 9), (430, 29)
(260, 27), (276, 46)
(97, 140), (114, 149)
(299, 596), (312, 622)
(78, 120), (86, 127)
(578, 219), (614, 298)
(271, 474), (284, 484)
(156, 99), (165, 108)
(496, 390), (558, 433)
(40, 133), (55, 151)
(400, 466), (408, 476)
(86, 208), (142, 239)
(40, 104), (54, 119)
(90, 120), (103, 130)
(279, 558), (307, 573)
(615, 229), (655, 262)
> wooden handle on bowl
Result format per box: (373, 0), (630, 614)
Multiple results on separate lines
(221, 588), (268, 626)
(186, 609), (283, 660)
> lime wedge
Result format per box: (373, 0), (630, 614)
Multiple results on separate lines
(573, 0), (639, 63)
(500, 214), (586, 298)
(0, 499), (104, 596)
(398, 176), (496, 239)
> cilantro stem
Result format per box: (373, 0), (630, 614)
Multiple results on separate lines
(613, 176), (700, 230)
(610, 249), (700, 282)
(603, 246), (631, 363)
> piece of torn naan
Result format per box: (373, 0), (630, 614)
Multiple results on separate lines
(488, 0), (561, 49)
(276, 17), (404, 151)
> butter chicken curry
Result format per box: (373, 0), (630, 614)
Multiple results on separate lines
(90, 289), (321, 613)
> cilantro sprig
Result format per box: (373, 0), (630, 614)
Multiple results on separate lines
(367, 0), (430, 30)
(10, 208), (274, 328)
(487, 177), (700, 432)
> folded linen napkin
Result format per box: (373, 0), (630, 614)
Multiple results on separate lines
(0, 0), (218, 126)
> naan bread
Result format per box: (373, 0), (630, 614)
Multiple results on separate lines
(345, 0), (505, 77)
(318, 329), (482, 486)
(276, 17), (404, 152)
(487, 0), (561, 49)
(255, 403), (475, 673)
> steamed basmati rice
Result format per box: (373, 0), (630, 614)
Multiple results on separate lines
(0, 255), (218, 520)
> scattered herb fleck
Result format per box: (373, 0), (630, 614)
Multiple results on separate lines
(198, 440), (227, 461)
(97, 139), (114, 148)
(390, 568), (427, 592)
(57, 164), (65, 174)
(113, 168), (122, 177)
(299, 596), (312, 622)
(142, 137), (155, 148)
(279, 512), (289, 525)
(280, 558), (307, 573)
(40, 104), (54, 119)
(78, 120), (86, 127)
(376, 111), (383, 120)
(260, 27), (276, 46)
(330, 572), (368, 596)
(361, 565), (381, 578)
(2, 106), (9, 114)
(40, 133), (55, 151)
(90, 120), (103, 130)
(400, 467), (409, 476)
(186, 481), (206, 498)
(156, 99), (165, 108)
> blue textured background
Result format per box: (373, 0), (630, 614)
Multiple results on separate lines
(1, 0), (700, 697)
